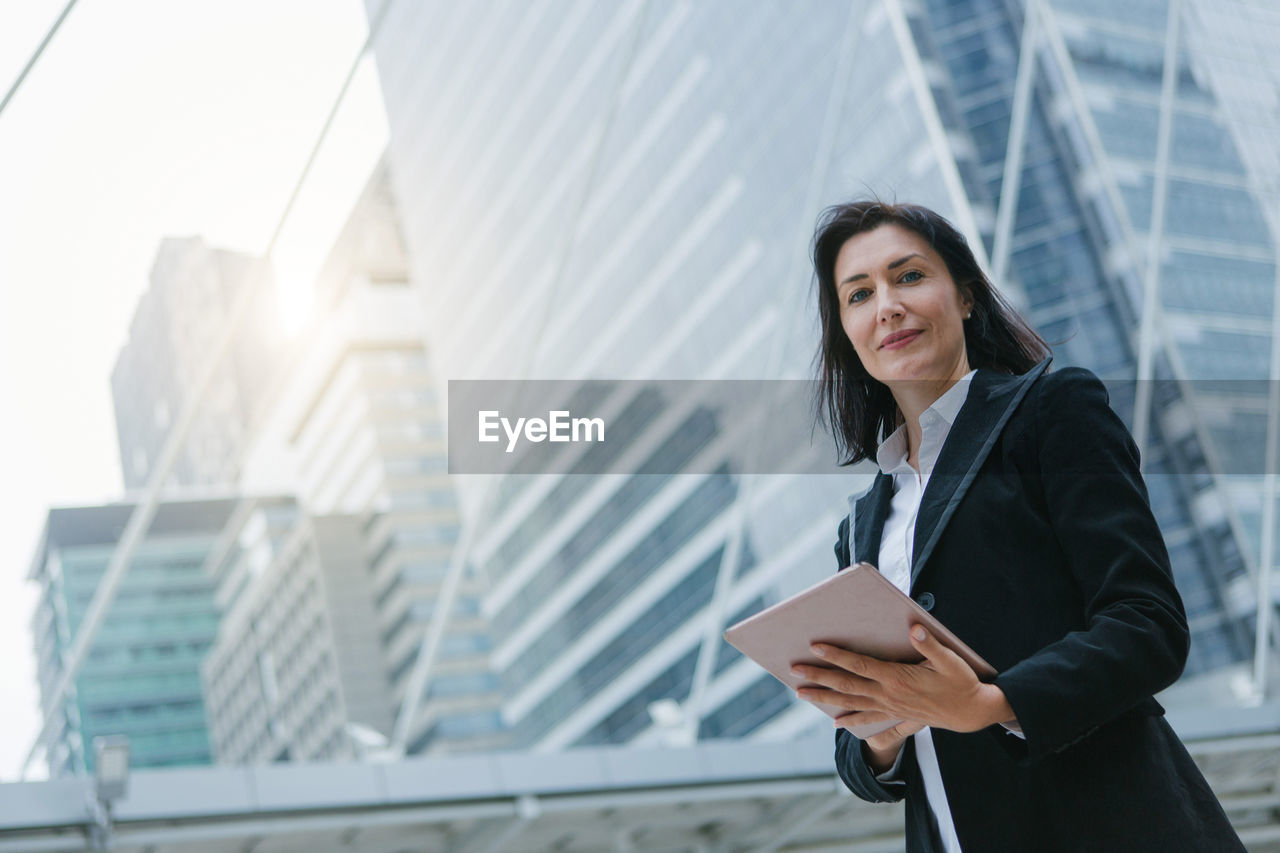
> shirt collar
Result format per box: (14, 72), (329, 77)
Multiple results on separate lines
(929, 368), (977, 428)
(875, 370), (978, 474)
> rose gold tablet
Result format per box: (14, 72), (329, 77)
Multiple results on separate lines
(723, 563), (997, 739)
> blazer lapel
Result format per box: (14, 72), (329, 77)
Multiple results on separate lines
(847, 471), (893, 567)
(910, 357), (1052, 589)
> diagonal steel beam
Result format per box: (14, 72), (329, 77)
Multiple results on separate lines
(1133, 0), (1182, 462)
(0, 0), (81, 121)
(991, 0), (1040, 290)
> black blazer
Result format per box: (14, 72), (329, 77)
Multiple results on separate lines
(833, 359), (1243, 852)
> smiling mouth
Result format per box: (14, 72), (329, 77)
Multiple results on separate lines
(881, 330), (922, 349)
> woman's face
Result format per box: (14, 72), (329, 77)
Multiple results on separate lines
(833, 223), (973, 389)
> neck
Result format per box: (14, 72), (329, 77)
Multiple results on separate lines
(889, 365), (972, 470)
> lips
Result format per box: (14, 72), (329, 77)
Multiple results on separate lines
(880, 330), (922, 349)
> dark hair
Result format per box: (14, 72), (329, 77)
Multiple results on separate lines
(812, 199), (1050, 465)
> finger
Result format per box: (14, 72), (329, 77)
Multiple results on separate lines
(863, 719), (926, 749)
(907, 625), (967, 675)
(791, 664), (876, 695)
(810, 643), (889, 681)
(832, 710), (899, 733)
(835, 711), (925, 740)
(796, 686), (878, 711)
(834, 709), (892, 725)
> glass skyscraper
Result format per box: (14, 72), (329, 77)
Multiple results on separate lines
(912, 0), (1277, 679)
(363, 0), (1280, 749)
(28, 499), (236, 776)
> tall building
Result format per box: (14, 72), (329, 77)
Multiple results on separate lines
(363, 0), (1280, 751)
(202, 498), (395, 764)
(238, 165), (502, 755)
(907, 0), (1276, 678)
(110, 237), (286, 491)
(27, 498), (237, 776)
(364, 0), (958, 750)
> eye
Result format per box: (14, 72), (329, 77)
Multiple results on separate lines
(899, 270), (923, 283)
(846, 287), (870, 306)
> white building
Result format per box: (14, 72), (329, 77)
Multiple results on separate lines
(362, 0), (1280, 750)
(362, 0), (956, 750)
(202, 500), (393, 763)
(232, 166), (503, 756)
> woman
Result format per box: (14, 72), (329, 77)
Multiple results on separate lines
(796, 200), (1243, 852)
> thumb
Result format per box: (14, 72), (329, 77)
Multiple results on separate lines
(909, 624), (960, 671)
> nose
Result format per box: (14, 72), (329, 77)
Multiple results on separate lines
(874, 288), (905, 324)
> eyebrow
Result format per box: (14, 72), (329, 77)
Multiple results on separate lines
(839, 253), (925, 287)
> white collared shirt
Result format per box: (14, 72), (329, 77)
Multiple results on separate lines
(874, 369), (976, 853)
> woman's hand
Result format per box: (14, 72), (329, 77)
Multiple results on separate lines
(859, 719), (927, 774)
(792, 625), (1017, 735)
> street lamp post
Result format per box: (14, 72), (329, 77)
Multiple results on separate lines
(87, 735), (130, 851)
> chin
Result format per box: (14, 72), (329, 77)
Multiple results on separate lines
(881, 360), (939, 381)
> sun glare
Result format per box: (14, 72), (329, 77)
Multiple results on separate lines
(271, 257), (317, 337)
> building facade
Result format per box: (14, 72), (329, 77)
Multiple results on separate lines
(237, 167), (502, 755)
(908, 0), (1277, 679)
(202, 500), (394, 763)
(110, 236), (286, 491)
(365, 0), (973, 750)
(28, 499), (236, 776)
(364, 0), (1280, 751)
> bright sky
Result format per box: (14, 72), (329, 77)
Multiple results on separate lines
(0, 0), (388, 779)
